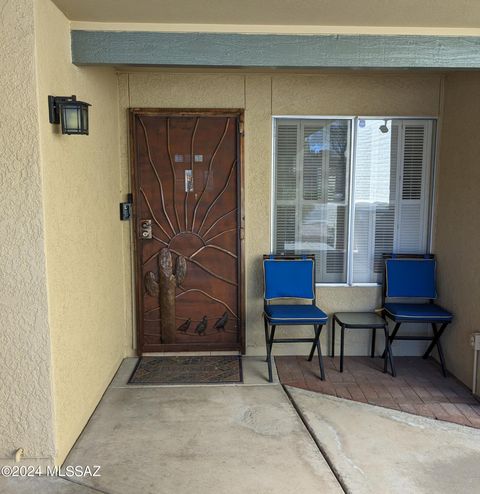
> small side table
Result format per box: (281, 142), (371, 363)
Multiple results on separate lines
(332, 312), (396, 377)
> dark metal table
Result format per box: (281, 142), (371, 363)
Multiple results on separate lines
(332, 312), (396, 376)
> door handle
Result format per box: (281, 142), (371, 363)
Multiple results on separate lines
(140, 219), (152, 239)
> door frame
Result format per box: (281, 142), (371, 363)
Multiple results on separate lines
(129, 108), (245, 355)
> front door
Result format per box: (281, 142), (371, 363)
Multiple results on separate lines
(130, 109), (244, 353)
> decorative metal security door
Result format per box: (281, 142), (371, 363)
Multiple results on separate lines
(130, 109), (244, 353)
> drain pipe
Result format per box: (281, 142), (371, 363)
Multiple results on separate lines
(472, 333), (480, 396)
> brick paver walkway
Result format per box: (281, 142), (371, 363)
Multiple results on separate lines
(275, 356), (480, 428)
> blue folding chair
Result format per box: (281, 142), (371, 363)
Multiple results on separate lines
(263, 254), (328, 382)
(382, 254), (453, 376)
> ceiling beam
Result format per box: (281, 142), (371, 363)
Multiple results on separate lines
(71, 31), (480, 68)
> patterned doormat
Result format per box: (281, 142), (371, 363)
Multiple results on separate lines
(128, 355), (243, 385)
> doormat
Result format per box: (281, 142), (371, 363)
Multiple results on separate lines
(128, 355), (243, 385)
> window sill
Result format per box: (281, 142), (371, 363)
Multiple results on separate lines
(315, 283), (380, 288)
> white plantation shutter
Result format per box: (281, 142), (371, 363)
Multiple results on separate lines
(396, 121), (432, 253)
(352, 206), (374, 281)
(274, 123), (298, 254)
(373, 205), (395, 274)
(352, 119), (433, 283)
(302, 124), (324, 201)
(325, 121), (349, 279)
(275, 205), (296, 253)
(273, 119), (350, 283)
(275, 124), (298, 202)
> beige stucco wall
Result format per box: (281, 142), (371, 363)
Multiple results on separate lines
(119, 70), (444, 357)
(0, 0), (55, 466)
(35, 0), (127, 464)
(435, 72), (480, 389)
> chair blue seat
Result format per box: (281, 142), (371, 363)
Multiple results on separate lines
(384, 303), (453, 322)
(264, 304), (328, 325)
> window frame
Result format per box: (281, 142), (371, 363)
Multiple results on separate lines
(271, 115), (438, 287)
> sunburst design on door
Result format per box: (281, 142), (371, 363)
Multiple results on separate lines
(137, 115), (240, 345)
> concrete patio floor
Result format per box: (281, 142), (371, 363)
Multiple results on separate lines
(288, 386), (480, 494)
(2, 357), (480, 494)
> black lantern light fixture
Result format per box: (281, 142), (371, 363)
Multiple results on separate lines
(48, 95), (91, 135)
(379, 119), (390, 134)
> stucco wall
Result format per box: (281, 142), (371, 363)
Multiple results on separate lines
(35, 0), (126, 464)
(435, 72), (480, 389)
(0, 0), (55, 466)
(119, 70), (443, 357)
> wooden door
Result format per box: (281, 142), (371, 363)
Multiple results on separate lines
(130, 109), (244, 354)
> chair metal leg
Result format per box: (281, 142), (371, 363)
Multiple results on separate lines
(371, 327), (376, 358)
(263, 316), (269, 363)
(331, 317), (336, 358)
(308, 335), (316, 361)
(383, 330), (388, 373)
(383, 326), (396, 377)
(382, 322), (401, 358)
(312, 324), (325, 381)
(435, 338), (448, 378)
(340, 325), (345, 372)
(423, 322), (448, 359)
(423, 323), (448, 377)
(268, 325), (276, 357)
(265, 324), (276, 383)
(304, 325), (327, 380)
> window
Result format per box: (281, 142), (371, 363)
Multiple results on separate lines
(272, 117), (435, 284)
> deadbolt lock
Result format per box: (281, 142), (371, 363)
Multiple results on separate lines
(140, 219), (152, 239)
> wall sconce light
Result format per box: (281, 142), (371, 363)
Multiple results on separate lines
(48, 95), (91, 135)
